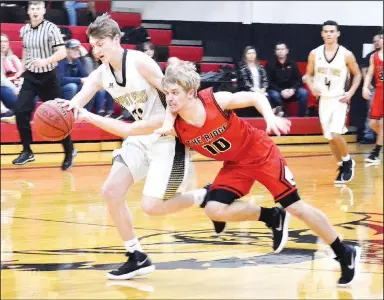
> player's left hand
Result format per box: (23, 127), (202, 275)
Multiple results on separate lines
(31, 58), (50, 68)
(76, 107), (90, 123)
(266, 116), (291, 136)
(339, 92), (353, 103)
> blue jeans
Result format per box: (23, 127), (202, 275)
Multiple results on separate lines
(61, 83), (105, 112)
(0, 86), (18, 110)
(268, 88), (309, 117)
(64, 1), (88, 26)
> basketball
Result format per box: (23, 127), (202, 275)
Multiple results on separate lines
(33, 100), (75, 141)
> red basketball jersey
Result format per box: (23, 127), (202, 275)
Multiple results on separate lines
(374, 51), (383, 89)
(174, 88), (270, 162)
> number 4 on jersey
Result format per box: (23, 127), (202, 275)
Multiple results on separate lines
(325, 77), (331, 90)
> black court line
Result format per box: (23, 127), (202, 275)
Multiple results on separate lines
(4, 216), (173, 233)
(0, 151), (369, 171)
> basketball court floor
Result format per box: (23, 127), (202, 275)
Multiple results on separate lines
(1, 144), (383, 299)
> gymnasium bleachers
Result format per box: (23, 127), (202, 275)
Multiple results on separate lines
(1, 1), (344, 145)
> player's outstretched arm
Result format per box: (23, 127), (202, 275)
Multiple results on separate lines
(214, 91), (291, 136)
(135, 50), (165, 93)
(153, 106), (177, 136)
(78, 108), (164, 139)
(362, 55), (374, 100)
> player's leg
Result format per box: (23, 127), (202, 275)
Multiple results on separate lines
(366, 118), (383, 163)
(202, 164), (289, 252)
(258, 149), (360, 285)
(329, 100), (355, 183)
(104, 141), (155, 280)
(141, 138), (207, 216)
(282, 199), (361, 286)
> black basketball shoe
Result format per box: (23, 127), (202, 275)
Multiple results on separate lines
(335, 245), (361, 286)
(365, 149), (380, 164)
(267, 206), (290, 253)
(334, 164), (344, 184)
(107, 251), (155, 280)
(341, 158), (355, 183)
(12, 151), (35, 165)
(200, 183), (227, 234)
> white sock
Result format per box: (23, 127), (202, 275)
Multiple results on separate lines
(342, 154), (351, 162)
(181, 188), (207, 206)
(124, 238), (143, 253)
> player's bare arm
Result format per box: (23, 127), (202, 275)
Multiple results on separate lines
(303, 50), (321, 97)
(340, 51), (362, 103)
(62, 66), (103, 118)
(362, 55), (375, 100)
(214, 91), (291, 136)
(78, 108), (164, 139)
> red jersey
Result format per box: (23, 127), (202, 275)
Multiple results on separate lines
(374, 51), (383, 89)
(174, 88), (272, 162)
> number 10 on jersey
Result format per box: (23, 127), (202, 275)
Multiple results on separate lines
(202, 137), (232, 155)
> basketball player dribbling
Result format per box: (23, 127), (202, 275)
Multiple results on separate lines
(154, 61), (361, 286)
(305, 20), (362, 184)
(60, 13), (216, 280)
(362, 29), (383, 164)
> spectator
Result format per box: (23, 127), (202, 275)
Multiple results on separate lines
(266, 42), (308, 117)
(237, 46), (268, 94)
(1, 100), (15, 123)
(1, 33), (23, 92)
(1, 72), (17, 111)
(64, 0), (96, 26)
(57, 39), (104, 112)
(141, 41), (164, 73)
(360, 33), (381, 143)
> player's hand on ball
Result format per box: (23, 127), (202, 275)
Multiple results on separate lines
(61, 99), (80, 120)
(362, 87), (372, 100)
(154, 126), (176, 136)
(76, 108), (90, 122)
(266, 116), (291, 136)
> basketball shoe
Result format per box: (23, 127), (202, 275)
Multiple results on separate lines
(12, 151), (35, 165)
(341, 158), (355, 183)
(107, 250), (155, 280)
(335, 245), (361, 286)
(365, 148), (381, 164)
(61, 149), (77, 171)
(267, 206), (290, 253)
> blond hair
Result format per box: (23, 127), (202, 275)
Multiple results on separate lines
(163, 60), (200, 96)
(0, 33), (13, 57)
(86, 13), (124, 40)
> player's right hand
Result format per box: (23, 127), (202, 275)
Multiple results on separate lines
(60, 99), (80, 120)
(154, 126), (176, 136)
(266, 116), (291, 136)
(362, 87), (372, 100)
(310, 87), (321, 98)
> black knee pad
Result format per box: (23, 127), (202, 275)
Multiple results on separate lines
(202, 188), (240, 207)
(278, 190), (301, 208)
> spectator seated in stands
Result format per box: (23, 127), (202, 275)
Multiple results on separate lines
(141, 41), (164, 73)
(266, 42), (308, 117)
(1, 33), (23, 93)
(1, 100), (15, 123)
(57, 39), (105, 113)
(237, 46), (269, 94)
(64, 0), (96, 26)
(1, 73), (17, 123)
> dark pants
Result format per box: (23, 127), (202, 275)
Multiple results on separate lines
(15, 70), (73, 154)
(268, 88), (309, 117)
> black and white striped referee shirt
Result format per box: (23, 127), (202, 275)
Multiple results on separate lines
(20, 20), (65, 73)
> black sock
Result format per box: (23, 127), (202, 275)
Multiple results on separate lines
(330, 237), (347, 258)
(374, 144), (382, 153)
(259, 207), (275, 226)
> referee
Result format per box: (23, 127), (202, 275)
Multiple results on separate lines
(13, 1), (76, 170)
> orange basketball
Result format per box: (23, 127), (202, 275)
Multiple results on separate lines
(33, 100), (74, 141)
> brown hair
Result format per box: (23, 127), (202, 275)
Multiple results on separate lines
(86, 13), (124, 40)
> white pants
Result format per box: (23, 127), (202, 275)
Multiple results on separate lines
(319, 96), (349, 140)
(112, 134), (195, 200)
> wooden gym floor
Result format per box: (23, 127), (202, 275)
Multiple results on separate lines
(1, 143), (383, 299)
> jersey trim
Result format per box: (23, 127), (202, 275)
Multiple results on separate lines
(198, 87), (230, 121)
(324, 45), (340, 64)
(109, 49), (127, 87)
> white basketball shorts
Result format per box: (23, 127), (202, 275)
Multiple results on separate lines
(319, 96), (349, 140)
(112, 134), (195, 200)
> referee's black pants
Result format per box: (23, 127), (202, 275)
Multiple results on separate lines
(15, 69), (74, 154)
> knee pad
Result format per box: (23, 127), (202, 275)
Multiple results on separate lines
(201, 188), (240, 207)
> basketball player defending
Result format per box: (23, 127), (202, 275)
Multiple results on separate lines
(61, 14), (287, 280)
(305, 21), (362, 184)
(362, 30), (383, 163)
(154, 61), (361, 286)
